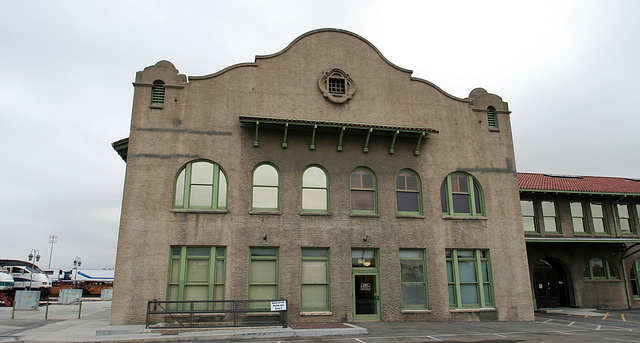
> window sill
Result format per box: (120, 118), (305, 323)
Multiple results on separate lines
(149, 104), (164, 109)
(583, 279), (622, 283)
(489, 128), (500, 132)
(449, 307), (496, 313)
(300, 311), (332, 316)
(401, 309), (431, 314)
(350, 213), (380, 218)
(171, 209), (229, 214)
(441, 215), (487, 221)
(249, 211), (282, 215)
(396, 214), (425, 219)
(300, 212), (332, 216)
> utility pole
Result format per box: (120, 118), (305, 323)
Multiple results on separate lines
(48, 235), (57, 269)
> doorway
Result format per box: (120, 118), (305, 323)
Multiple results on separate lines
(353, 273), (380, 320)
(533, 258), (569, 308)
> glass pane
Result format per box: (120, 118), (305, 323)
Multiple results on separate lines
(474, 183), (482, 214)
(303, 167), (326, 188)
(522, 217), (536, 231)
(620, 219), (631, 233)
(397, 192), (419, 212)
(190, 185), (213, 207)
(401, 260), (424, 282)
(352, 190), (374, 211)
(457, 250), (474, 258)
(216, 247), (226, 257)
(352, 250), (376, 267)
(483, 284), (491, 304)
(170, 260), (180, 283)
(301, 285), (328, 309)
(249, 285), (277, 300)
(361, 172), (373, 189)
(172, 247), (181, 256)
(251, 248), (277, 257)
(460, 284), (479, 305)
(591, 203), (603, 217)
(406, 173), (418, 190)
(441, 182), (448, 213)
(481, 261), (489, 282)
(252, 187), (278, 208)
(302, 249), (328, 258)
(570, 202), (583, 216)
(215, 260), (225, 282)
(186, 260), (209, 283)
(217, 171), (227, 208)
(168, 285), (179, 301)
(448, 285), (455, 305)
(542, 201), (556, 216)
(572, 218), (586, 233)
(458, 261), (477, 282)
(608, 263), (619, 279)
(302, 189), (327, 210)
(593, 219), (606, 233)
(188, 248), (210, 256)
(191, 162), (213, 184)
(250, 260), (276, 283)
(446, 261), (453, 282)
(254, 164), (278, 186)
(521, 201), (534, 216)
(184, 285), (208, 301)
(451, 174), (468, 193)
(544, 217), (558, 232)
(302, 260), (327, 284)
(452, 194), (470, 213)
(175, 170), (185, 206)
(591, 258), (605, 278)
(396, 172), (417, 191)
(401, 283), (425, 306)
(215, 285), (224, 303)
(399, 249), (422, 259)
(618, 204), (630, 218)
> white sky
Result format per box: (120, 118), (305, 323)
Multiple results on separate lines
(1, 1), (638, 269)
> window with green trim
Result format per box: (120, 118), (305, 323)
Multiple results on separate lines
(350, 167), (377, 214)
(301, 166), (328, 213)
(301, 248), (330, 311)
(248, 247), (278, 308)
(616, 204), (634, 234)
(521, 200), (537, 232)
(631, 260), (640, 297)
(487, 106), (498, 129)
(396, 170), (422, 215)
(151, 80), (165, 106)
(174, 160), (228, 210)
(167, 246), (226, 310)
(441, 172), (484, 217)
(251, 163), (279, 211)
(541, 201), (560, 233)
(446, 249), (493, 308)
(400, 249), (427, 309)
(583, 257), (619, 280)
(570, 202), (588, 233)
(590, 202), (608, 234)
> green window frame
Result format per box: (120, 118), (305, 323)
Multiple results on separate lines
(616, 204), (635, 234)
(441, 172), (484, 217)
(301, 248), (330, 311)
(590, 202), (608, 234)
(167, 246), (226, 310)
(631, 260), (640, 298)
(251, 163), (280, 212)
(446, 249), (493, 308)
(399, 249), (428, 309)
(396, 169), (422, 215)
(521, 200), (537, 233)
(301, 165), (329, 213)
(541, 201), (560, 233)
(151, 80), (165, 106)
(350, 167), (377, 214)
(583, 257), (619, 280)
(248, 247), (279, 308)
(174, 160), (228, 210)
(487, 106), (498, 129)
(570, 202), (588, 233)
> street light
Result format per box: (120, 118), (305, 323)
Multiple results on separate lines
(48, 235), (57, 269)
(28, 249), (41, 290)
(73, 257), (82, 289)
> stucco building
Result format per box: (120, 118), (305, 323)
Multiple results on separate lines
(110, 28), (536, 325)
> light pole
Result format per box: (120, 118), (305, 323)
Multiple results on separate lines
(48, 235), (57, 269)
(73, 257), (82, 289)
(28, 249), (41, 290)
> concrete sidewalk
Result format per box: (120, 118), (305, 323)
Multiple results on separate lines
(0, 300), (366, 342)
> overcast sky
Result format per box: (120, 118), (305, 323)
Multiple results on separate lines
(1, 1), (638, 270)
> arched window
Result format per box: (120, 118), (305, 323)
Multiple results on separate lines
(174, 160), (227, 210)
(396, 169), (421, 215)
(252, 163), (279, 211)
(487, 106), (497, 129)
(631, 260), (640, 297)
(441, 172), (484, 216)
(301, 165), (328, 212)
(350, 167), (376, 214)
(583, 257), (619, 280)
(151, 80), (165, 107)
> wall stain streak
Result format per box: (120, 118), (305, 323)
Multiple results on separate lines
(458, 158), (517, 176)
(133, 127), (232, 136)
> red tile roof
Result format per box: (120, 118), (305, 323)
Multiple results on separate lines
(518, 172), (640, 195)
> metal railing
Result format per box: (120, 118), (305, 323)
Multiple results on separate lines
(146, 299), (288, 329)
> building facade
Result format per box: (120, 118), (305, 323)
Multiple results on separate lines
(110, 29), (535, 325)
(519, 173), (640, 310)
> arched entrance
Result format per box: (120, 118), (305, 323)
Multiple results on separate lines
(533, 258), (570, 308)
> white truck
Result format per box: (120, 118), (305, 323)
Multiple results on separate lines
(0, 259), (52, 298)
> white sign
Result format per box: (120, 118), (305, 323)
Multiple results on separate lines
(360, 283), (371, 291)
(270, 300), (287, 311)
